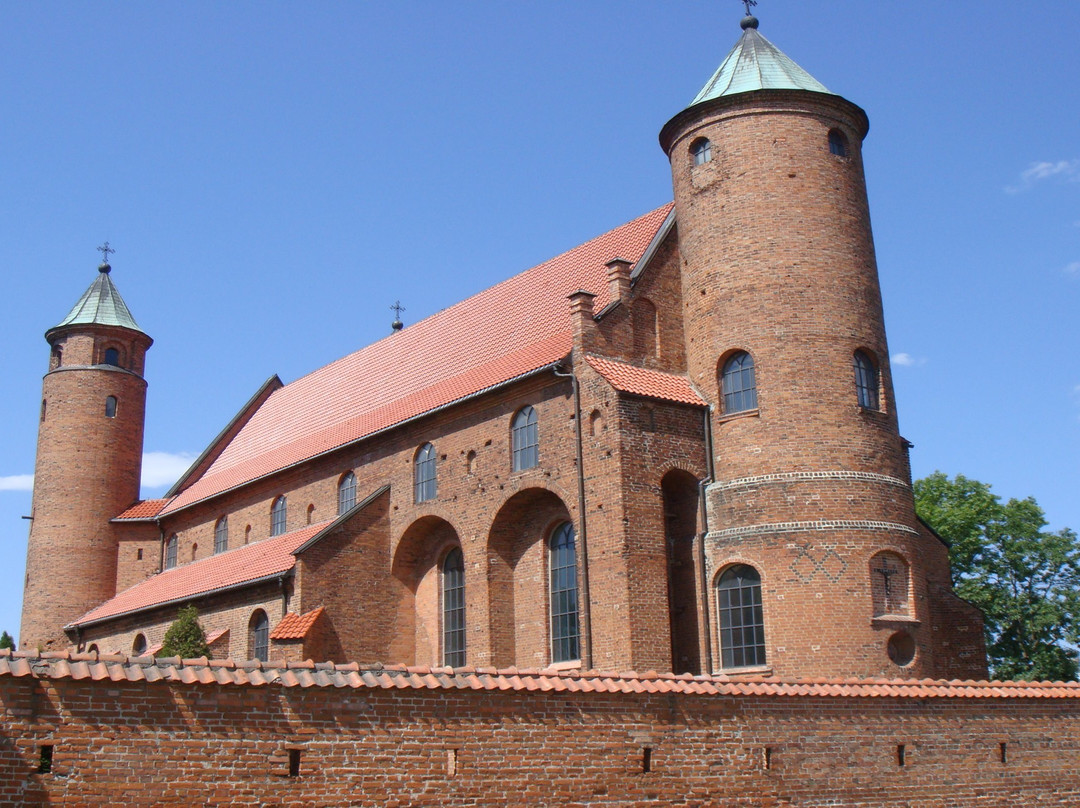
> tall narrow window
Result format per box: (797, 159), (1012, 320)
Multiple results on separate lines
(853, 350), (879, 410)
(511, 406), (539, 471)
(105, 396), (118, 418)
(716, 565), (766, 669)
(338, 471), (357, 514)
(270, 496), (287, 536)
(721, 352), (757, 413)
(214, 517), (228, 554)
(829, 129), (848, 157)
(691, 137), (713, 165)
(249, 610), (269, 662)
(414, 444), (437, 503)
(549, 522), (580, 663)
(104, 347), (120, 366)
(132, 633), (147, 655)
(442, 547), (466, 667)
(164, 534), (178, 570)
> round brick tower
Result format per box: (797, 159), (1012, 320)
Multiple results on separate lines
(20, 257), (152, 651)
(661, 15), (958, 678)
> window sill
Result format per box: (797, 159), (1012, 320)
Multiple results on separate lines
(714, 664), (772, 676)
(716, 408), (760, 425)
(872, 615), (920, 628)
(544, 659), (583, 672)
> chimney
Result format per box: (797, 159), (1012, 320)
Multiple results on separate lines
(567, 290), (597, 354)
(605, 257), (632, 304)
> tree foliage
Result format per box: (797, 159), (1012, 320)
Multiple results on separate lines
(0, 631), (14, 651)
(159, 605), (211, 659)
(915, 471), (1080, 682)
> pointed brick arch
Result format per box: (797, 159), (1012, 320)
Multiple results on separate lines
(391, 515), (462, 666)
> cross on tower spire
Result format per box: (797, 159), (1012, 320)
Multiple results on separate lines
(742, 0), (758, 16)
(390, 300), (406, 332)
(97, 242), (115, 271)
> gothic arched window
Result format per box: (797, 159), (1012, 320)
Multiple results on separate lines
(132, 634), (147, 655)
(511, 406), (539, 471)
(691, 137), (713, 165)
(164, 534), (178, 570)
(853, 350), (879, 410)
(716, 564), (766, 669)
(442, 547), (466, 667)
(721, 352), (757, 413)
(214, 517), (228, 554)
(104, 347), (121, 367)
(338, 471), (357, 514)
(414, 443), (437, 503)
(549, 522), (580, 664)
(249, 610), (269, 662)
(270, 496), (287, 537)
(105, 396), (118, 418)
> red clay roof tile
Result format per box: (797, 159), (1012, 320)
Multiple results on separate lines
(270, 607), (325, 640)
(71, 521), (332, 627)
(113, 499), (170, 520)
(161, 206), (673, 515)
(585, 355), (705, 406)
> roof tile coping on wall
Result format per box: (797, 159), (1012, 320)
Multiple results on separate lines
(1, 650), (1078, 699)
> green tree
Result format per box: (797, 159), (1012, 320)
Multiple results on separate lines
(0, 631), (14, 651)
(159, 605), (211, 659)
(915, 471), (1080, 682)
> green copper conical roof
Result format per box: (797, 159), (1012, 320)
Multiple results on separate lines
(689, 16), (829, 106)
(48, 263), (147, 337)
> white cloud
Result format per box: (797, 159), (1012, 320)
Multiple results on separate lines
(1006, 159), (1080, 192)
(0, 475), (34, 492)
(891, 352), (926, 368)
(141, 451), (197, 489)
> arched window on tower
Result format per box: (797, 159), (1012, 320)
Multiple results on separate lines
(829, 128), (848, 157)
(105, 396), (118, 418)
(442, 547), (466, 667)
(214, 517), (228, 554)
(720, 352), (757, 413)
(338, 471), (357, 514)
(511, 406), (539, 471)
(104, 347), (121, 367)
(132, 634), (147, 655)
(691, 137), (713, 165)
(716, 564), (766, 669)
(853, 350), (879, 410)
(164, 535), (178, 570)
(249, 610), (269, 662)
(270, 496), (287, 536)
(549, 522), (580, 664)
(414, 444), (437, 503)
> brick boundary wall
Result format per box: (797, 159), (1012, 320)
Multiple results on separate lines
(1, 651), (1078, 806)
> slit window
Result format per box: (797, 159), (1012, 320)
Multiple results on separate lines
(338, 471), (357, 514)
(164, 535), (178, 569)
(549, 521), (580, 663)
(250, 610), (269, 661)
(105, 396), (118, 418)
(442, 547), (466, 667)
(854, 350), (879, 410)
(37, 745), (53, 774)
(829, 129), (848, 157)
(214, 517), (228, 554)
(270, 496), (287, 536)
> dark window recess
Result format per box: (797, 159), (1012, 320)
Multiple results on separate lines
(104, 347), (120, 366)
(716, 564), (766, 668)
(829, 129), (848, 157)
(37, 745), (53, 774)
(414, 444), (437, 503)
(338, 471), (357, 514)
(854, 350), (879, 410)
(271, 496), (287, 536)
(721, 352), (757, 413)
(214, 517), (228, 554)
(105, 396), (118, 418)
(642, 747), (653, 773)
(549, 522), (580, 663)
(164, 535), (178, 569)
(1000, 742), (1008, 764)
(763, 747), (773, 770)
(288, 749), (301, 777)
(511, 406), (539, 471)
(442, 548), (466, 667)
(251, 611), (270, 662)
(897, 744), (906, 767)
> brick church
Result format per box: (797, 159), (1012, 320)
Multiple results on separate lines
(20, 11), (987, 683)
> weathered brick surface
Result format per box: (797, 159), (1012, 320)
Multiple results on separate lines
(0, 672), (1077, 807)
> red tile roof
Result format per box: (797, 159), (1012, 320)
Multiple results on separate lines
(71, 521), (332, 628)
(270, 607), (324, 640)
(585, 355), (705, 406)
(113, 499), (170, 520)
(3, 650), (1079, 699)
(161, 205), (674, 515)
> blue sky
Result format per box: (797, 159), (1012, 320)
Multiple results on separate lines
(1, 1), (1077, 643)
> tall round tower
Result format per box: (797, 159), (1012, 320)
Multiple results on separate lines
(20, 255), (152, 651)
(661, 15), (980, 678)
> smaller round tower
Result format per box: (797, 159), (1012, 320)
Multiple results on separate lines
(20, 254), (152, 651)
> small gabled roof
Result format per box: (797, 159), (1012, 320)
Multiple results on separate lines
(270, 607), (325, 641)
(689, 16), (829, 107)
(585, 355), (705, 407)
(162, 205), (673, 516)
(47, 263), (148, 339)
(112, 499), (170, 521)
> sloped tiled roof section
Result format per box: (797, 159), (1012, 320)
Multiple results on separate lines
(47, 266), (148, 337)
(163, 205), (673, 515)
(112, 499), (170, 521)
(270, 607), (325, 641)
(585, 355), (705, 407)
(71, 521), (332, 628)
(3, 650), (1079, 700)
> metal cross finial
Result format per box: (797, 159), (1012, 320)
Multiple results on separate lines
(390, 300), (406, 319)
(742, 0), (757, 15)
(97, 242), (116, 264)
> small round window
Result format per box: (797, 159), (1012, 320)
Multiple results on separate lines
(887, 631), (916, 667)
